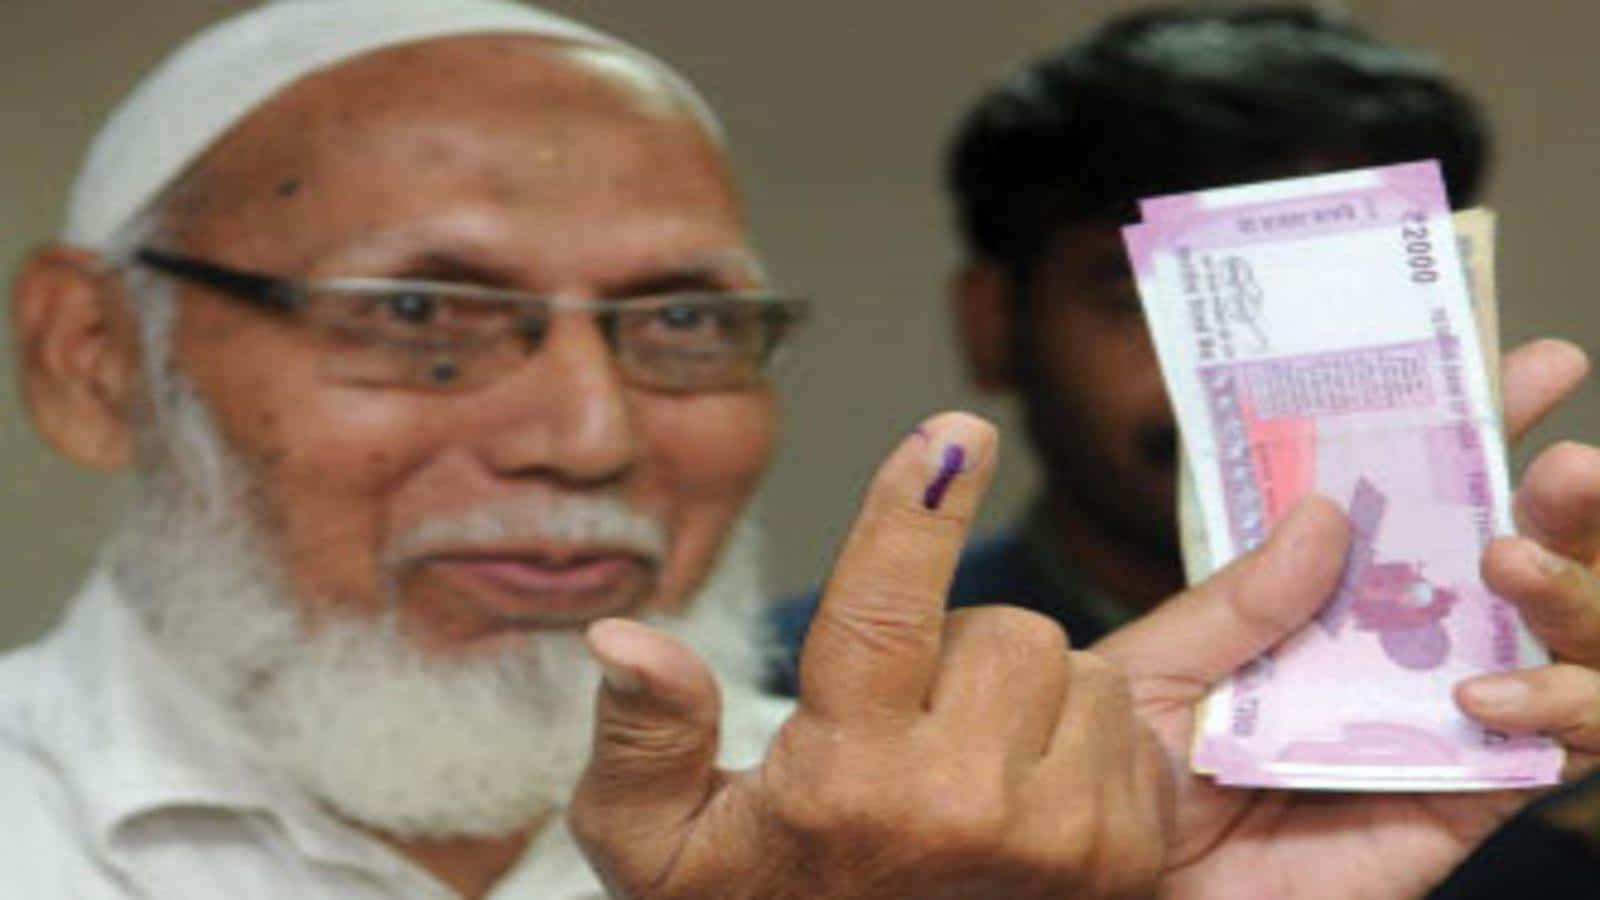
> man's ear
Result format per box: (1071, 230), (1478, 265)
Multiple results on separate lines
(950, 258), (1017, 393)
(11, 246), (143, 472)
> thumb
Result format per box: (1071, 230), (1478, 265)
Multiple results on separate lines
(1095, 495), (1350, 690)
(570, 617), (723, 871)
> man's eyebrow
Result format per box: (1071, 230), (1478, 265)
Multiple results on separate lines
(346, 244), (767, 295)
(606, 251), (768, 299)
(388, 251), (525, 288)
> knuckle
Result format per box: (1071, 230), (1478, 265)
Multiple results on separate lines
(771, 763), (896, 842)
(1528, 592), (1597, 634)
(1011, 830), (1101, 893)
(779, 762), (1017, 858)
(1555, 682), (1600, 744)
(1107, 834), (1166, 896)
(594, 712), (706, 761)
(565, 797), (608, 848)
(917, 789), (1012, 854)
(1529, 442), (1600, 500)
(949, 606), (1071, 657)
(1035, 815), (1162, 899)
(813, 584), (943, 656)
(1552, 439), (1600, 469)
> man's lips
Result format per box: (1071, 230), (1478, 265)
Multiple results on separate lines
(417, 550), (655, 624)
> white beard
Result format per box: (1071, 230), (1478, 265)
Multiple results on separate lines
(109, 368), (773, 840)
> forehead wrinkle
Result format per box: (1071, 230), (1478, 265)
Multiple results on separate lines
(307, 210), (764, 293)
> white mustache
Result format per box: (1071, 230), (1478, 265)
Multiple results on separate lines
(386, 494), (669, 567)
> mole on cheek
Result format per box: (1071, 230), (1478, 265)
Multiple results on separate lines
(276, 177), (303, 198)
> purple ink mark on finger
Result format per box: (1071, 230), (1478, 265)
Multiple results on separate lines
(922, 445), (967, 510)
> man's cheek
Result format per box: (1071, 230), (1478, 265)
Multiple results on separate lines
(271, 391), (451, 484)
(645, 397), (775, 494)
(250, 432), (429, 617)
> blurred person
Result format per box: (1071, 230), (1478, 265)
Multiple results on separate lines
(939, 4), (1491, 633)
(9, 2), (1600, 899)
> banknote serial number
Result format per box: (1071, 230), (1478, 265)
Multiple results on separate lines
(1236, 202), (1358, 235)
(1401, 211), (1440, 285)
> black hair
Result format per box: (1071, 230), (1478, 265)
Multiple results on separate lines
(947, 4), (1490, 274)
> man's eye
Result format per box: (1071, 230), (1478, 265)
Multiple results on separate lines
(620, 300), (746, 354)
(385, 291), (438, 324)
(659, 303), (712, 331)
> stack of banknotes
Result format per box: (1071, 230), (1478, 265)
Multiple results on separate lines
(1122, 161), (1562, 791)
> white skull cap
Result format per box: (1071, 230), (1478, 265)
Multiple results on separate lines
(64, 0), (723, 249)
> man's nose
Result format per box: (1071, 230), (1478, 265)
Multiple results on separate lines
(472, 315), (639, 486)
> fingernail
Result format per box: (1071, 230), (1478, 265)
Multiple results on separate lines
(1463, 677), (1530, 713)
(600, 660), (643, 695)
(1526, 541), (1569, 578)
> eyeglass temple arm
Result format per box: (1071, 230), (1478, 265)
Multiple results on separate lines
(135, 249), (305, 313)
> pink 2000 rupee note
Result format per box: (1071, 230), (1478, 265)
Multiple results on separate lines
(1123, 161), (1560, 791)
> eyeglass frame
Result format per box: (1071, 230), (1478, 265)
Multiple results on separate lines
(131, 247), (812, 392)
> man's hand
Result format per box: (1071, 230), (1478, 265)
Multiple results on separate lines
(568, 413), (1169, 900)
(1095, 338), (1600, 900)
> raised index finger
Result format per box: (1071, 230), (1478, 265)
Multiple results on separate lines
(798, 412), (997, 721)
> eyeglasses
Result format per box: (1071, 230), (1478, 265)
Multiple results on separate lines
(134, 249), (810, 393)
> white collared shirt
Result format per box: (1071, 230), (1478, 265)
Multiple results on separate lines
(0, 571), (792, 898)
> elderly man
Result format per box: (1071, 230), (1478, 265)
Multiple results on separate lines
(3, 2), (1168, 897)
(8, 2), (1600, 899)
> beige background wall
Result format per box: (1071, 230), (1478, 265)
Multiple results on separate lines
(2, 1), (1596, 648)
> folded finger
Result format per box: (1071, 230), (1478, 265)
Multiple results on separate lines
(1042, 652), (1131, 766)
(1482, 537), (1600, 669)
(1502, 339), (1589, 443)
(1457, 664), (1600, 763)
(1020, 653), (1168, 893)
(928, 606), (1070, 759)
(1514, 441), (1600, 566)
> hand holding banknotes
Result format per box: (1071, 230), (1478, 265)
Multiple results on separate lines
(1459, 341), (1600, 781)
(570, 413), (1170, 900)
(1098, 339), (1600, 900)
